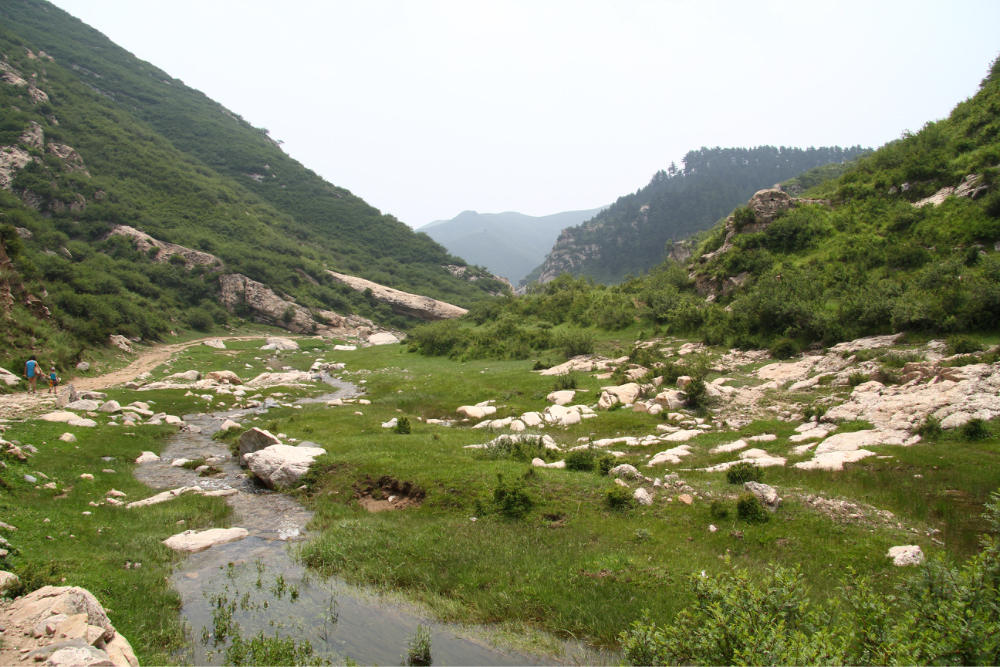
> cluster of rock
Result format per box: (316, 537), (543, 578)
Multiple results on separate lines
(0, 582), (138, 667)
(39, 388), (183, 429)
(106, 225), (222, 270)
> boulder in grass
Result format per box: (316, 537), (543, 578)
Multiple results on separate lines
(56, 384), (78, 407)
(219, 419), (241, 432)
(457, 405), (497, 420)
(260, 337), (299, 351)
(203, 339), (226, 349)
(59, 433), (77, 443)
(165, 370), (200, 382)
(65, 400), (100, 412)
(633, 488), (653, 506)
(163, 527), (249, 553)
(237, 427), (282, 465)
(244, 444), (325, 488)
(97, 400), (121, 413)
(546, 390), (576, 405)
(134, 451), (159, 464)
(0, 367), (20, 387)
(887, 545), (924, 566)
(206, 370), (242, 385)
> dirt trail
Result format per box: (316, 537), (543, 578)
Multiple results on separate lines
(0, 335), (271, 420)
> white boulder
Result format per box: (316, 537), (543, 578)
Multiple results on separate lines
(887, 545), (925, 566)
(162, 527), (249, 553)
(244, 444), (326, 488)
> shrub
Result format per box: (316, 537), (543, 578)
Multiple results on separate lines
(731, 205), (757, 232)
(709, 500), (730, 520)
(492, 473), (534, 519)
(554, 330), (594, 358)
(961, 418), (991, 441)
(565, 449), (596, 471)
(736, 492), (769, 523)
(404, 624), (432, 666)
(187, 308), (214, 331)
(682, 378), (707, 408)
(394, 417), (411, 434)
(595, 453), (617, 476)
(915, 415), (943, 440)
(604, 485), (637, 511)
(476, 436), (546, 462)
(768, 337), (799, 360)
(281, 306), (296, 324)
(552, 374), (578, 391)
(726, 461), (763, 485)
(947, 335), (982, 355)
(848, 371), (869, 387)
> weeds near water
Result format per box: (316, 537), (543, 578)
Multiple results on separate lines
(404, 624), (433, 666)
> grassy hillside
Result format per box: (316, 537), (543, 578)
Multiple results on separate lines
(532, 145), (869, 286)
(0, 2), (506, 376)
(410, 57), (1000, 355)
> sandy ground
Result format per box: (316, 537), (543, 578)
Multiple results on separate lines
(0, 336), (270, 421)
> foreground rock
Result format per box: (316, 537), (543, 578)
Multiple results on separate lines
(326, 270), (468, 321)
(244, 444), (326, 488)
(162, 527), (249, 553)
(887, 545), (925, 566)
(0, 584), (137, 667)
(237, 427), (283, 464)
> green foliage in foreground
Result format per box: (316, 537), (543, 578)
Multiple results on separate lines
(621, 493), (1000, 666)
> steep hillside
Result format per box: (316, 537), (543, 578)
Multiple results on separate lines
(420, 206), (605, 284)
(412, 57), (1000, 356)
(532, 145), (869, 285)
(0, 3), (506, 373)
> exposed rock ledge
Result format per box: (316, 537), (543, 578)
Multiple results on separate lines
(326, 270), (467, 321)
(106, 225), (223, 270)
(218, 273), (381, 337)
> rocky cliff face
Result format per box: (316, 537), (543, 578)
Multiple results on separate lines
(536, 226), (604, 284)
(326, 270), (468, 321)
(218, 273), (381, 337)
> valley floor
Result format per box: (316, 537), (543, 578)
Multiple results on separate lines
(1, 328), (999, 664)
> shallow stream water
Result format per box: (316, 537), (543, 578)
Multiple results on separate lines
(133, 374), (583, 665)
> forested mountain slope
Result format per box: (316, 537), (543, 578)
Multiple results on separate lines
(413, 57), (1000, 358)
(0, 1), (506, 372)
(419, 206), (606, 284)
(532, 145), (869, 285)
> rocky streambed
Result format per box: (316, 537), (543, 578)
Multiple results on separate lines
(136, 384), (557, 665)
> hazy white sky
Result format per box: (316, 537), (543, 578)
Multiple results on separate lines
(49, 0), (1000, 228)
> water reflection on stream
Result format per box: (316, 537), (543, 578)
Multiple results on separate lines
(134, 374), (576, 665)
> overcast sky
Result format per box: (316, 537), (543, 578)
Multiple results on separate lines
(48, 0), (1000, 228)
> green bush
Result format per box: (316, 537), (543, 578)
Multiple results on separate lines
(595, 453), (618, 476)
(555, 330), (594, 358)
(682, 378), (708, 408)
(709, 500), (730, 520)
(187, 308), (214, 331)
(492, 473), (534, 519)
(393, 417), (411, 434)
(725, 461), (763, 485)
(731, 205), (757, 232)
(552, 374), (578, 391)
(736, 492), (769, 524)
(476, 436), (546, 462)
(604, 485), (637, 511)
(768, 337), (799, 360)
(565, 449), (596, 471)
(848, 371), (869, 387)
(915, 416), (943, 440)
(947, 335), (983, 355)
(961, 418), (991, 441)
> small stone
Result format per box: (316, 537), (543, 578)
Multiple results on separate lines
(678, 494), (693, 505)
(709, 524), (718, 533)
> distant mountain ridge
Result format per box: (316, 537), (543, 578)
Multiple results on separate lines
(419, 207), (606, 284)
(531, 145), (870, 285)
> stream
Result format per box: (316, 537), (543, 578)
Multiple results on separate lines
(133, 373), (584, 665)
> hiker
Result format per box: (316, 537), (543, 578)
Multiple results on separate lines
(48, 365), (60, 394)
(23, 355), (38, 394)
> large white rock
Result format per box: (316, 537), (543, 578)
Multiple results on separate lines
(97, 400), (121, 413)
(887, 545), (924, 566)
(608, 464), (644, 480)
(246, 371), (315, 388)
(244, 444), (326, 489)
(0, 570), (18, 593)
(237, 428), (283, 464)
(633, 488), (653, 506)
(546, 390), (576, 405)
(367, 332), (399, 345)
(521, 412), (544, 427)
(134, 451), (159, 464)
(0, 367), (20, 387)
(203, 338), (227, 349)
(59, 433), (77, 443)
(64, 400), (99, 411)
(653, 389), (687, 410)
(754, 357), (819, 385)
(126, 486), (202, 508)
(165, 370), (201, 382)
(162, 527), (249, 553)
(457, 405), (497, 419)
(648, 445), (693, 466)
(530, 458), (566, 469)
(711, 439), (747, 454)
(744, 481), (780, 509)
(601, 383), (641, 405)
(261, 337), (299, 351)
(219, 419), (241, 431)
(206, 370), (242, 385)
(67, 419), (97, 428)
(662, 429), (703, 442)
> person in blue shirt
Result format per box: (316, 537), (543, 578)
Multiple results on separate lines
(23, 355), (38, 394)
(48, 366), (60, 394)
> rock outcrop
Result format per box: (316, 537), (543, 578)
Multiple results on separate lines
(218, 273), (377, 336)
(162, 527), (249, 553)
(106, 225), (222, 270)
(0, 584), (137, 667)
(326, 270), (467, 321)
